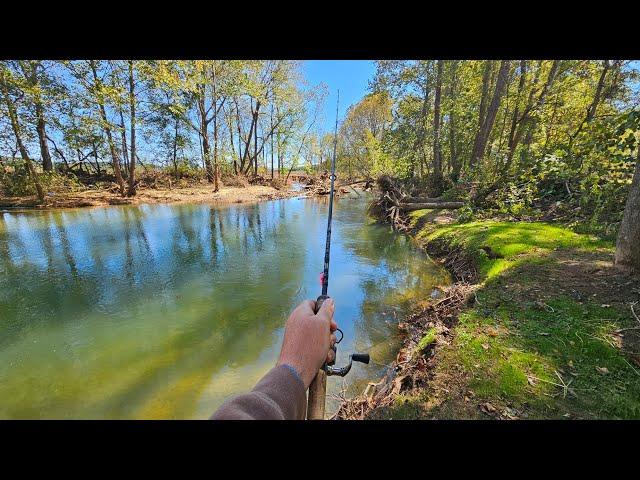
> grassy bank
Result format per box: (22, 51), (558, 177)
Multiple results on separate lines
(370, 212), (640, 420)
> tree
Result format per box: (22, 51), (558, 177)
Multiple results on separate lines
(17, 61), (55, 172)
(470, 60), (510, 169)
(127, 60), (137, 196)
(431, 60), (444, 193)
(0, 63), (45, 201)
(615, 147), (640, 271)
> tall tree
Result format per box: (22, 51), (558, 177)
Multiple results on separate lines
(127, 60), (137, 196)
(431, 60), (444, 192)
(18, 61), (54, 172)
(470, 60), (510, 169)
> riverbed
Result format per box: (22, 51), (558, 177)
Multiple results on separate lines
(0, 193), (449, 418)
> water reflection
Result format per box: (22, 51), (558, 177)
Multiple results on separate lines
(0, 195), (448, 418)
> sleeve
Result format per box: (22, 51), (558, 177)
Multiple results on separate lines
(210, 364), (307, 420)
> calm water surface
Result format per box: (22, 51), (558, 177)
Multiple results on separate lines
(0, 194), (449, 418)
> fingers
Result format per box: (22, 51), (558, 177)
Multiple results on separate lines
(327, 348), (336, 364)
(300, 299), (316, 315)
(316, 297), (335, 325)
(326, 333), (337, 363)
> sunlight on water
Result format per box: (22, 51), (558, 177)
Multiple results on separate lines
(0, 195), (449, 419)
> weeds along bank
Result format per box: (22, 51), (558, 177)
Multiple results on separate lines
(337, 208), (640, 420)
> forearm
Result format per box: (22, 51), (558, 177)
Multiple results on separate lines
(210, 364), (307, 420)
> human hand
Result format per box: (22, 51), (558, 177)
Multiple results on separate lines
(276, 298), (338, 389)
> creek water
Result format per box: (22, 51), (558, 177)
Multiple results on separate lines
(0, 193), (449, 419)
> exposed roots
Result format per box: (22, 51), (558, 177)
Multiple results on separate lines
(333, 282), (477, 420)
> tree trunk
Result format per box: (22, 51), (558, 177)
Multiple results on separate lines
(254, 107), (259, 176)
(478, 61), (493, 131)
(505, 60), (528, 171)
(212, 61), (220, 192)
(127, 61), (137, 196)
(586, 60), (610, 122)
(431, 60), (444, 193)
(21, 61), (53, 172)
(89, 61), (126, 196)
(270, 103), (274, 180)
(614, 148), (640, 271)
(173, 118), (179, 178)
(1, 73), (45, 201)
(470, 61), (510, 169)
(119, 108), (130, 177)
(448, 61), (461, 182)
(35, 102), (53, 172)
(520, 60), (560, 157)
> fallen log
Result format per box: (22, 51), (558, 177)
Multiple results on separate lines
(399, 201), (464, 211)
(402, 196), (445, 203)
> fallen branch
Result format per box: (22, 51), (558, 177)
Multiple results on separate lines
(402, 196), (445, 203)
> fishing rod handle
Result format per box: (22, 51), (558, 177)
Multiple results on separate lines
(306, 295), (332, 420)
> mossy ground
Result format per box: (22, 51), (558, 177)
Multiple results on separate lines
(373, 212), (640, 420)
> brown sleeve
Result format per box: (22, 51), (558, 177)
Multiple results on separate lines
(210, 364), (307, 420)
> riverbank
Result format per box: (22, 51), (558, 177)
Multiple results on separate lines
(338, 209), (640, 420)
(0, 183), (303, 210)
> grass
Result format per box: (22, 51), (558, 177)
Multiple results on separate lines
(377, 215), (640, 420)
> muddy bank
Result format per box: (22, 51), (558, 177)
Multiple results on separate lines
(0, 183), (305, 211)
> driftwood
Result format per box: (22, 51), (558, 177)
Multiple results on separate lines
(400, 201), (464, 211)
(369, 175), (466, 230)
(402, 196), (444, 203)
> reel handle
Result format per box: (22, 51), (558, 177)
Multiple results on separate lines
(352, 353), (370, 364)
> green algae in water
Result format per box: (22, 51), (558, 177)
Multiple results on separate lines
(0, 196), (449, 419)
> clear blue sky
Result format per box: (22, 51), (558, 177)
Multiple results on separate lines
(303, 60), (377, 133)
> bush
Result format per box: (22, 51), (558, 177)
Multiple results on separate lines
(1, 163), (83, 197)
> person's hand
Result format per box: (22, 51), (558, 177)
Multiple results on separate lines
(276, 298), (338, 389)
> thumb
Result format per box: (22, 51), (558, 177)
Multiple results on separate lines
(315, 297), (335, 326)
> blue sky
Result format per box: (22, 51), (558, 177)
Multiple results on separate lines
(303, 60), (377, 133)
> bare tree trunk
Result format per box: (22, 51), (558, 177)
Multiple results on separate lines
(615, 147), (640, 271)
(1, 72), (45, 201)
(470, 61), (510, 169)
(127, 61), (137, 196)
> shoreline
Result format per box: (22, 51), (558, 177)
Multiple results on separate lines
(0, 184), (306, 212)
(336, 210), (640, 420)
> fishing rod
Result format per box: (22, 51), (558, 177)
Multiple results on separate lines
(306, 91), (370, 420)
